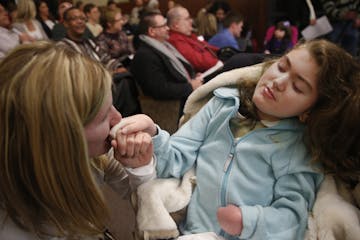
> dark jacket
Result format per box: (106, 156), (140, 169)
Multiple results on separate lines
(130, 40), (195, 101)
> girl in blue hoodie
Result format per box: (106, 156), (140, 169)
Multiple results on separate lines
(116, 39), (360, 240)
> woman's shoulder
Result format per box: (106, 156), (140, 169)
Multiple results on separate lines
(0, 209), (37, 240)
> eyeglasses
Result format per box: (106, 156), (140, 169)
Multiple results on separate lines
(151, 22), (168, 28)
(67, 16), (86, 22)
(113, 18), (123, 22)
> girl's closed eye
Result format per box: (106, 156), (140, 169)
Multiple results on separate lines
(292, 83), (303, 93)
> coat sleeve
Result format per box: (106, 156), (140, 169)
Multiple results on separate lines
(170, 38), (219, 73)
(153, 96), (222, 178)
(131, 50), (193, 100)
(103, 149), (156, 197)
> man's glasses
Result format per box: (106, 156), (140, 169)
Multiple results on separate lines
(151, 22), (168, 28)
(67, 16), (86, 22)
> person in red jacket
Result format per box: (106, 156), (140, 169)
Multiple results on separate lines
(167, 6), (221, 73)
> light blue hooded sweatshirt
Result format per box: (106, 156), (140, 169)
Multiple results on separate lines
(153, 87), (323, 240)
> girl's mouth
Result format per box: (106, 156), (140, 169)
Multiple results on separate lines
(262, 86), (276, 101)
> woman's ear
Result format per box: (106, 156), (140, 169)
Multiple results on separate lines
(299, 111), (310, 123)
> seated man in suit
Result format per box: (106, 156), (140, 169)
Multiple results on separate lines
(130, 11), (203, 114)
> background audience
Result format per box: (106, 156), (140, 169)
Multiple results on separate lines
(13, 0), (48, 41)
(84, 3), (103, 37)
(131, 11), (203, 115)
(35, 0), (56, 38)
(97, 7), (135, 66)
(167, 6), (220, 73)
(208, 11), (244, 50)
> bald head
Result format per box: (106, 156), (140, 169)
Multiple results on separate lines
(167, 6), (193, 36)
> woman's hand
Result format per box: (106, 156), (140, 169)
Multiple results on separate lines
(111, 131), (153, 168)
(217, 204), (243, 236)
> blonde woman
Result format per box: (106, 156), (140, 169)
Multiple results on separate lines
(0, 41), (155, 239)
(13, 0), (48, 41)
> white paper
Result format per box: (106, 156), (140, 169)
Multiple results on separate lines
(301, 16), (333, 40)
(201, 60), (224, 78)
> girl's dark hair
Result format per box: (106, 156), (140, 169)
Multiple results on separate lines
(303, 40), (360, 184)
(275, 21), (292, 40)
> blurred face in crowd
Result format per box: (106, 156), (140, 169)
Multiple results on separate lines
(149, 14), (169, 42)
(135, 0), (143, 7)
(173, 8), (192, 36)
(0, 4), (10, 28)
(216, 8), (225, 22)
(58, 2), (72, 21)
(168, 0), (175, 10)
(108, 3), (117, 10)
(38, 1), (50, 18)
(231, 21), (243, 38)
(108, 12), (123, 33)
(274, 28), (286, 40)
(64, 8), (86, 39)
(87, 6), (100, 23)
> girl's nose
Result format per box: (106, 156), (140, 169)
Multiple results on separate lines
(272, 76), (288, 92)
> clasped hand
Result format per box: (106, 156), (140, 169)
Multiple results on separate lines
(110, 114), (157, 168)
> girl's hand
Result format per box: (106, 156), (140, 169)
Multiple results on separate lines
(217, 204), (243, 236)
(110, 114), (157, 138)
(111, 131), (153, 168)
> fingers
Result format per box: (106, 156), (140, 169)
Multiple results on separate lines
(110, 114), (156, 137)
(115, 131), (152, 158)
(139, 133), (152, 155)
(113, 131), (153, 168)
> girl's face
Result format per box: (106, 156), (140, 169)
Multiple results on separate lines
(274, 28), (285, 39)
(252, 47), (319, 121)
(84, 92), (122, 158)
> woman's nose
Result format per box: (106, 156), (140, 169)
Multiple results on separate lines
(110, 106), (122, 127)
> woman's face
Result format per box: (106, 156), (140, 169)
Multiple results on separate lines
(216, 8), (225, 22)
(252, 47), (319, 121)
(109, 12), (123, 32)
(39, 2), (49, 17)
(84, 92), (122, 157)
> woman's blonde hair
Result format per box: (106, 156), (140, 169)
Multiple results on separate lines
(0, 41), (112, 237)
(16, 0), (37, 21)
